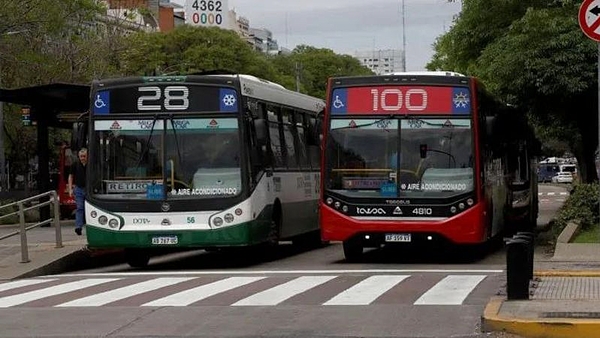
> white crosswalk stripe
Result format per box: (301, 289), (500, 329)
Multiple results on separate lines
(56, 277), (194, 307)
(0, 274), (494, 308)
(142, 276), (264, 307)
(0, 278), (118, 308)
(323, 275), (409, 306)
(232, 276), (336, 306)
(414, 275), (486, 305)
(0, 279), (56, 292)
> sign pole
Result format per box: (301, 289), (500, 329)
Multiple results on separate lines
(578, 0), (600, 240)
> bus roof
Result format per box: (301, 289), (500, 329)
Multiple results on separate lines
(384, 71), (467, 77)
(328, 73), (472, 87)
(93, 73), (325, 114)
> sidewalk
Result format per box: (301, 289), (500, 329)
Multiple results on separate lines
(482, 226), (600, 338)
(0, 221), (121, 280)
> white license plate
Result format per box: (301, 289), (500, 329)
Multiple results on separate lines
(151, 236), (178, 245)
(385, 233), (411, 242)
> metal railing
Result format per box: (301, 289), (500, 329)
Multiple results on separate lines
(0, 190), (62, 263)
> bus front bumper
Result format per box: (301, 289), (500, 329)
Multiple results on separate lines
(320, 203), (488, 245)
(85, 220), (271, 248)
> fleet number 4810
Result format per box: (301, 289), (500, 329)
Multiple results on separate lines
(370, 89), (428, 112)
(412, 207), (433, 215)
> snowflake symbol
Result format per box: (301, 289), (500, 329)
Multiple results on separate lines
(453, 92), (470, 108)
(222, 94), (236, 106)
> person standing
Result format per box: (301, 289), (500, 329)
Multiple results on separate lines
(68, 148), (87, 235)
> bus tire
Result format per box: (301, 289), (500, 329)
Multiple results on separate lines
(125, 249), (150, 268)
(267, 203), (282, 247)
(343, 238), (363, 262)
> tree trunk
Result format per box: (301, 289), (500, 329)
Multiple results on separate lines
(572, 91), (598, 184)
(573, 143), (598, 183)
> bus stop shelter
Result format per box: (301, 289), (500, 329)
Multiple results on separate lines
(0, 83), (90, 218)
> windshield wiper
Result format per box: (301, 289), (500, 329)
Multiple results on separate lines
(168, 115), (183, 173)
(133, 115), (159, 175)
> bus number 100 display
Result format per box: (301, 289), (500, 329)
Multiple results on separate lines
(370, 88), (428, 112)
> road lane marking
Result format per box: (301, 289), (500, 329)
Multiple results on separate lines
(323, 275), (409, 305)
(232, 276), (336, 306)
(414, 275), (486, 305)
(0, 279), (56, 292)
(142, 277), (264, 307)
(55, 277), (194, 307)
(0, 279), (118, 308)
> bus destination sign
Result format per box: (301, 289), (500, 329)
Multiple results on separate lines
(330, 86), (471, 115)
(92, 85), (238, 115)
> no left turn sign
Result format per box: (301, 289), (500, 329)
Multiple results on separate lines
(579, 0), (600, 41)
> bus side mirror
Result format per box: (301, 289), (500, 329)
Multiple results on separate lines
(254, 118), (268, 147)
(486, 116), (496, 138)
(71, 122), (87, 151)
(308, 117), (323, 146)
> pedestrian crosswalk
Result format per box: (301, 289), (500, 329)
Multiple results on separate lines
(0, 273), (497, 308)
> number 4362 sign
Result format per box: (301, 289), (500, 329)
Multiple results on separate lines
(185, 0), (229, 29)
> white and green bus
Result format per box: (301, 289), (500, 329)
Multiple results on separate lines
(75, 74), (325, 267)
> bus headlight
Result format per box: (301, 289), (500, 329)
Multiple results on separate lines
(326, 197), (333, 205)
(467, 198), (474, 206)
(342, 205), (348, 213)
(234, 208), (243, 216)
(98, 215), (108, 225)
(224, 213), (234, 223)
(459, 203), (465, 210)
(213, 217), (224, 227)
(334, 201), (341, 209)
(108, 219), (119, 228)
(90, 211), (97, 218)
(450, 206), (457, 214)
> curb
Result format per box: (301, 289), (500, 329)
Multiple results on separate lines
(482, 297), (600, 338)
(11, 247), (125, 280)
(534, 270), (600, 277)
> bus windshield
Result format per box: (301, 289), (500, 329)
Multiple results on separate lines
(90, 118), (241, 200)
(326, 118), (474, 199)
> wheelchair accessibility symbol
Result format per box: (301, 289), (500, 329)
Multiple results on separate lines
(94, 95), (106, 109)
(333, 95), (345, 109)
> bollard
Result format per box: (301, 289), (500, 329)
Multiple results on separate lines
(516, 231), (534, 280)
(506, 237), (529, 300)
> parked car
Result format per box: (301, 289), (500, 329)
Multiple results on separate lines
(551, 172), (573, 183)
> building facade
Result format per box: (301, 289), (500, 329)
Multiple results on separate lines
(354, 49), (405, 74)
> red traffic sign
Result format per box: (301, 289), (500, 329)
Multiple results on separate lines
(579, 0), (600, 41)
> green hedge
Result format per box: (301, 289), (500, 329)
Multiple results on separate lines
(552, 183), (599, 238)
(0, 199), (42, 225)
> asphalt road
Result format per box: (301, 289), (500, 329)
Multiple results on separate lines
(0, 184), (568, 338)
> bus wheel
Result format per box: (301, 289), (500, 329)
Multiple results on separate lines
(343, 238), (363, 262)
(267, 213), (281, 247)
(125, 249), (150, 268)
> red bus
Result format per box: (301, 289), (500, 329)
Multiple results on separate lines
(57, 142), (76, 219)
(319, 72), (538, 261)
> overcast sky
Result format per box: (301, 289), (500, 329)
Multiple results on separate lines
(171, 0), (462, 71)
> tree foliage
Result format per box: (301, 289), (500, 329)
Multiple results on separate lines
(271, 45), (373, 99)
(428, 0), (599, 182)
(119, 27), (372, 99)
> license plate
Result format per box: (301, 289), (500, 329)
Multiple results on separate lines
(151, 236), (178, 245)
(385, 233), (411, 242)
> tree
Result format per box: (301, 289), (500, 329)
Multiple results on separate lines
(270, 45), (373, 99)
(428, 0), (599, 182)
(120, 25), (279, 81)
(0, 0), (128, 184)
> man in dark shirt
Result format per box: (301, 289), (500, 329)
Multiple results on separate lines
(68, 148), (87, 235)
